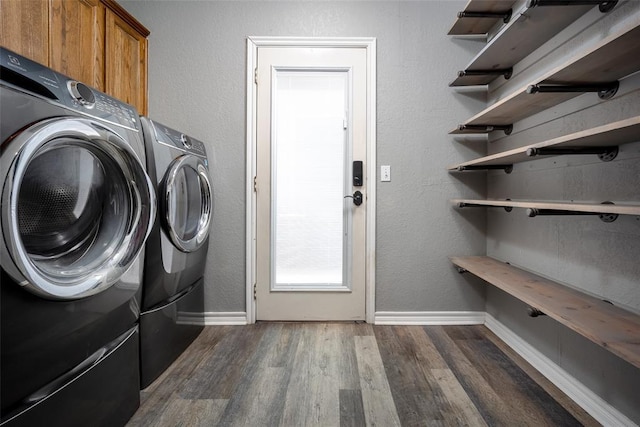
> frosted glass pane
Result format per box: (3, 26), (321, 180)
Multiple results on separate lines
(272, 71), (348, 288)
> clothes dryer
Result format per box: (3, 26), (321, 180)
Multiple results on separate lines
(0, 48), (156, 426)
(139, 117), (212, 388)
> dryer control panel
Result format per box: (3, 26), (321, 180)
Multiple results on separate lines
(0, 47), (139, 131)
(150, 120), (207, 158)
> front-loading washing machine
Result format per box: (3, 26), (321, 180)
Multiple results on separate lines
(0, 48), (156, 426)
(138, 117), (212, 388)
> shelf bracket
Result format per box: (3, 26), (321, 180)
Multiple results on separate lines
(457, 9), (512, 24)
(458, 68), (513, 80)
(457, 164), (513, 174)
(458, 124), (513, 135)
(527, 306), (546, 317)
(527, 81), (619, 100)
(527, 0), (618, 13)
(457, 202), (513, 213)
(456, 266), (468, 274)
(526, 202), (618, 223)
(526, 146), (619, 162)
(504, 199), (513, 213)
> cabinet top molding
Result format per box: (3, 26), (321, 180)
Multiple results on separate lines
(103, 0), (150, 37)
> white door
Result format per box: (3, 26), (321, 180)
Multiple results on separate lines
(255, 45), (369, 321)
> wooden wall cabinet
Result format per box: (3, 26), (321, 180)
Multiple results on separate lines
(0, 1), (49, 65)
(0, 0), (149, 115)
(49, 0), (105, 92)
(105, 5), (148, 116)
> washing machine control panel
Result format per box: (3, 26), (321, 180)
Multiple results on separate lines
(0, 47), (139, 131)
(151, 121), (207, 158)
(89, 91), (140, 130)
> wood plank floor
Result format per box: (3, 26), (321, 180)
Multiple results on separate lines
(127, 323), (599, 427)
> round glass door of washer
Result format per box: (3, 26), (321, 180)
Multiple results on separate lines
(162, 155), (212, 253)
(1, 118), (156, 300)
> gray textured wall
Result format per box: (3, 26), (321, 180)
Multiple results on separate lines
(119, 0), (639, 422)
(121, 0), (488, 314)
(478, 2), (640, 423)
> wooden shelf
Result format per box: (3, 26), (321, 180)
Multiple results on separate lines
(451, 199), (640, 217)
(450, 23), (640, 134)
(450, 256), (640, 369)
(448, 116), (640, 170)
(448, 0), (517, 36)
(450, 4), (593, 86)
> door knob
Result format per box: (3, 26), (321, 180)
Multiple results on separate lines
(344, 190), (363, 206)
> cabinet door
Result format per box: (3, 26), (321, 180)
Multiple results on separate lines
(0, 0), (49, 65)
(49, 0), (105, 90)
(105, 8), (147, 115)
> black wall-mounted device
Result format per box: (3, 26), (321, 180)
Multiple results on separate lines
(353, 161), (363, 186)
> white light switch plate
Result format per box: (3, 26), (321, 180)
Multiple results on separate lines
(381, 165), (391, 182)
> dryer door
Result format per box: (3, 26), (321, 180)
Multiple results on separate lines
(0, 117), (156, 300)
(161, 154), (212, 253)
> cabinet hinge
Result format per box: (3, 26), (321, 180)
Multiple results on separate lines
(254, 68), (258, 85)
(253, 283), (257, 300)
(253, 176), (257, 192)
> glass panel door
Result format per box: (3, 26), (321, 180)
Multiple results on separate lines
(254, 44), (368, 321)
(271, 70), (351, 291)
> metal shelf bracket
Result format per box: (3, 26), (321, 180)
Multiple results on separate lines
(458, 124), (513, 135)
(457, 9), (512, 24)
(458, 68), (513, 80)
(458, 202), (513, 213)
(527, 0), (618, 13)
(526, 201), (619, 223)
(527, 81), (619, 100)
(526, 146), (619, 162)
(527, 306), (546, 317)
(457, 164), (513, 174)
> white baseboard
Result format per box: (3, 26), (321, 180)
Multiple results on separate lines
(374, 311), (485, 325)
(178, 312), (248, 325)
(485, 314), (636, 427)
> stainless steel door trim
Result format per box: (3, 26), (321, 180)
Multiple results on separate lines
(163, 155), (212, 253)
(1, 117), (156, 300)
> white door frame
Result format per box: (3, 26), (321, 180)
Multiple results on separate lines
(245, 36), (376, 324)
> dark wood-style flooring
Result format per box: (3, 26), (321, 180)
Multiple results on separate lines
(127, 323), (599, 426)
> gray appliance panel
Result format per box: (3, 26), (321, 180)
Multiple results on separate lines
(0, 47), (139, 131)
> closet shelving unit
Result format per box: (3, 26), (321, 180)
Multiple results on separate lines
(451, 23), (640, 135)
(448, 0), (517, 37)
(450, 256), (640, 370)
(449, 2), (595, 87)
(452, 199), (640, 221)
(448, 116), (640, 172)
(447, 0), (640, 368)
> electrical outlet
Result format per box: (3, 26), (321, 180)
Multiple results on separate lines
(381, 165), (391, 182)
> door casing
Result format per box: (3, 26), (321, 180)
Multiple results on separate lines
(245, 36), (377, 324)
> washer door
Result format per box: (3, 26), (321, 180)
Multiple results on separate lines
(161, 154), (212, 253)
(1, 117), (156, 300)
